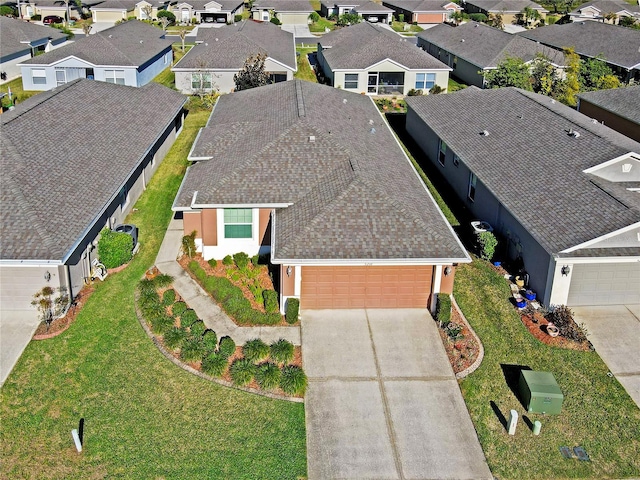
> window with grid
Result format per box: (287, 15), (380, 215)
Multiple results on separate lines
(415, 72), (436, 90)
(191, 72), (212, 90)
(224, 209), (252, 238)
(344, 73), (358, 89)
(105, 69), (125, 85)
(32, 69), (46, 85)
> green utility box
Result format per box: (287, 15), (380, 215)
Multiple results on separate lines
(518, 370), (564, 415)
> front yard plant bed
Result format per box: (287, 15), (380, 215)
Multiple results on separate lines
(436, 301), (481, 375)
(136, 277), (306, 399)
(180, 254), (295, 326)
(454, 259), (640, 479)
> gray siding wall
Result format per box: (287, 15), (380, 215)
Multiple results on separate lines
(417, 37), (485, 88)
(137, 48), (173, 87)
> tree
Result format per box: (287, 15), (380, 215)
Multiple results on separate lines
(487, 12), (503, 29)
(530, 53), (563, 97)
(337, 12), (361, 26)
(158, 9), (176, 24)
(178, 27), (188, 52)
(521, 6), (540, 27)
(31, 286), (69, 331)
(603, 11), (617, 24)
(559, 47), (581, 106)
(580, 56), (620, 91)
(234, 53), (271, 91)
(141, 4), (153, 20)
(82, 23), (92, 35)
(483, 56), (532, 90)
(619, 16), (640, 29)
(159, 16), (170, 31)
(450, 10), (465, 25)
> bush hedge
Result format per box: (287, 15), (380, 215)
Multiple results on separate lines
(263, 290), (279, 313)
(162, 289), (176, 306)
(255, 362), (281, 390)
(222, 255), (233, 266)
(190, 319), (206, 337)
(202, 353), (227, 377)
(233, 252), (250, 270)
(164, 326), (187, 350)
(230, 358), (256, 386)
(242, 338), (270, 363)
(202, 329), (218, 352)
(436, 293), (452, 326)
(469, 13), (487, 22)
(172, 301), (187, 317)
(97, 228), (133, 269)
(270, 339), (294, 365)
(285, 298), (299, 324)
(157, 9), (175, 23)
(280, 365), (307, 395)
(218, 336), (236, 358)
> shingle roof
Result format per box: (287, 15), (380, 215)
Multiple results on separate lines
(175, 20), (296, 70)
(518, 21), (640, 70)
(320, 22), (451, 70)
(417, 21), (564, 68)
(354, 1), (394, 13)
(0, 79), (186, 262)
(465, 0), (547, 13)
(172, 0), (243, 9)
(382, 0), (459, 12)
(20, 20), (172, 67)
(0, 16), (67, 59)
(571, 0), (640, 14)
(174, 80), (468, 262)
(90, 0), (139, 10)
(251, 0), (314, 12)
(578, 86), (640, 125)
(405, 87), (640, 254)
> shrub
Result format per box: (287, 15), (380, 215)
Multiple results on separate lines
(153, 274), (173, 289)
(222, 255), (234, 266)
(97, 228), (133, 268)
(285, 298), (299, 324)
(189, 260), (207, 282)
(189, 319), (206, 337)
(445, 322), (463, 340)
(202, 329), (218, 352)
(234, 14), (242, 22)
(280, 365), (307, 395)
(398, 13), (404, 22)
(251, 254), (260, 267)
(230, 358), (256, 386)
(407, 89), (423, 96)
(337, 12), (360, 26)
(207, 259), (218, 269)
(270, 16), (281, 25)
(249, 283), (264, 302)
(478, 231), (498, 261)
(242, 338), (270, 363)
(435, 293), (451, 326)
(157, 9), (175, 23)
(31, 14), (42, 20)
(201, 353), (228, 377)
(181, 336), (206, 362)
(270, 339), (294, 365)
(233, 252), (250, 270)
(263, 290), (279, 313)
(255, 362), (281, 390)
(172, 301), (187, 316)
(469, 13), (487, 22)
(218, 336), (236, 358)
(162, 289), (176, 306)
(182, 231), (197, 257)
(163, 326), (187, 350)
(1, 5), (16, 16)
(309, 11), (320, 22)
(180, 308), (198, 327)
(151, 314), (175, 335)
(545, 305), (587, 342)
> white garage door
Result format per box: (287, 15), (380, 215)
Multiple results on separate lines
(567, 262), (640, 306)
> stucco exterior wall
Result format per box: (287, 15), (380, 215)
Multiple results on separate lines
(277, 12), (309, 24)
(330, 66), (449, 95)
(418, 37), (485, 87)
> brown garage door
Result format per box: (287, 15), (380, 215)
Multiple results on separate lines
(301, 265), (433, 309)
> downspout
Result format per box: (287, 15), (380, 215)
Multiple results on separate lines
(64, 263), (73, 302)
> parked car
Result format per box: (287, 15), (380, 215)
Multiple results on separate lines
(43, 15), (64, 24)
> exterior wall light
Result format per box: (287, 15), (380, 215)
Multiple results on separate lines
(286, 266), (292, 277)
(44, 271), (51, 282)
(444, 266), (452, 276)
(561, 265), (571, 276)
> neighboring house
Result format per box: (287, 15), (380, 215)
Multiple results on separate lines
(90, 0), (136, 22)
(17, 0), (80, 21)
(134, 0), (165, 20)
(19, 20), (173, 90)
(172, 20), (296, 93)
(382, 0), (461, 24)
(569, 0), (640, 24)
(168, 0), (244, 24)
(519, 21), (640, 83)
(406, 86), (640, 307)
(317, 21), (451, 94)
(417, 21), (564, 87)
(320, 0), (394, 23)
(0, 78), (186, 314)
(463, 0), (548, 25)
(577, 86), (640, 142)
(0, 16), (68, 81)
(251, 0), (314, 24)
(173, 80), (470, 312)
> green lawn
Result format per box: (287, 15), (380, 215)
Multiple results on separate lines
(295, 47), (318, 83)
(448, 76), (468, 92)
(0, 99), (307, 479)
(455, 260), (640, 479)
(1, 77), (38, 108)
(390, 21), (423, 32)
(309, 17), (335, 32)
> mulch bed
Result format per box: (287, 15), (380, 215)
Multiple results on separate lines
(33, 284), (95, 340)
(437, 305), (480, 375)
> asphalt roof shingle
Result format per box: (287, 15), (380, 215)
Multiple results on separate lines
(382, 0), (459, 12)
(0, 16), (67, 59)
(174, 80), (468, 262)
(1, 79), (186, 262)
(578, 86), (640, 124)
(405, 87), (640, 254)
(320, 22), (451, 70)
(251, 0), (314, 11)
(465, 0), (547, 12)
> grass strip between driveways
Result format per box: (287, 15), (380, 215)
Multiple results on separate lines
(295, 47), (318, 83)
(0, 100), (307, 480)
(454, 259), (640, 479)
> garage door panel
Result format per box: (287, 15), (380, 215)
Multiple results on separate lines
(567, 262), (640, 306)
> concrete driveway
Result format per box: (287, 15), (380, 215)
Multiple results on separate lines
(0, 309), (40, 386)
(573, 305), (640, 408)
(302, 309), (492, 480)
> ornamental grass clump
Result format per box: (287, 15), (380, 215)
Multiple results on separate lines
(280, 366), (307, 396)
(189, 319), (206, 337)
(218, 336), (236, 359)
(230, 358), (256, 386)
(202, 329), (218, 353)
(172, 301), (187, 316)
(162, 289), (176, 306)
(179, 308), (198, 328)
(151, 314), (174, 335)
(270, 339), (294, 365)
(164, 326), (187, 350)
(255, 362), (281, 390)
(181, 336), (206, 363)
(201, 353), (228, 377)
(262, 290), (279, 313)
(242, 338), (270, 363)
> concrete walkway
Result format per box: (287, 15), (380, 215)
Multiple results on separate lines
(303, 309), (492, 480)
(154, 216), (300, 345)
(573, 305), (640, 409)
(0, 309), (40, 386)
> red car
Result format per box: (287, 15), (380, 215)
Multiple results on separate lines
(43, 15), (64, 25)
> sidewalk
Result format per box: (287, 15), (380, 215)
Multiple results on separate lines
(154, 216), (301, 346)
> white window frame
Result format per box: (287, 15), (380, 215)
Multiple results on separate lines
(416, 72), (436, 90)
(191, 72), (212, 90)
(223, 208), (253, 239)
(32, 68), (47, 85)
(55, 68), (66, 86)
(344, 73), (358, 89)
(468, 172), (477, 201)
(105, 69), (126, 85)
(438, 139), (447, 166)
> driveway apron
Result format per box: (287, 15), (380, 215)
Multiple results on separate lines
(302, 309), (492, 480)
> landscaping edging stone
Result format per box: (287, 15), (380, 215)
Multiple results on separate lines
(451, 294), (485, 380)
(134, 289), (304, 403)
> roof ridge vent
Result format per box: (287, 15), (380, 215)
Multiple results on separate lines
(295, 81), (305, 117)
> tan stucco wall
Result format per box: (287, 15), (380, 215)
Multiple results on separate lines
(439, 265), (456, 294)
(281, 264), (296, 296)
(183, 211), (202, 237)
(201, 209), (218, 246)
(258, 209), (271, 246)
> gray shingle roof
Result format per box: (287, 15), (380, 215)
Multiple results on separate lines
(405, 87), (640, 254)
(354, 1), (394, 13)
(417, 21), (564, 68)
(20, 20), (172, 67)
(518, 22), (640, 70)
(1, 79), (186, 262)
(172, 0), (243, 9)
(251, 0), (314, 11)
(571, 0), (640, 15)
(174, 80), (468, 262)
(90, 0), (139, 10)
(382, 0), (459, 13)
(578, 86), (640, 125)
(464, 0), (547, 13)
(320, 22), (451, 70)
(175, 20), (296, 70)
(0, 17), (67, 59)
